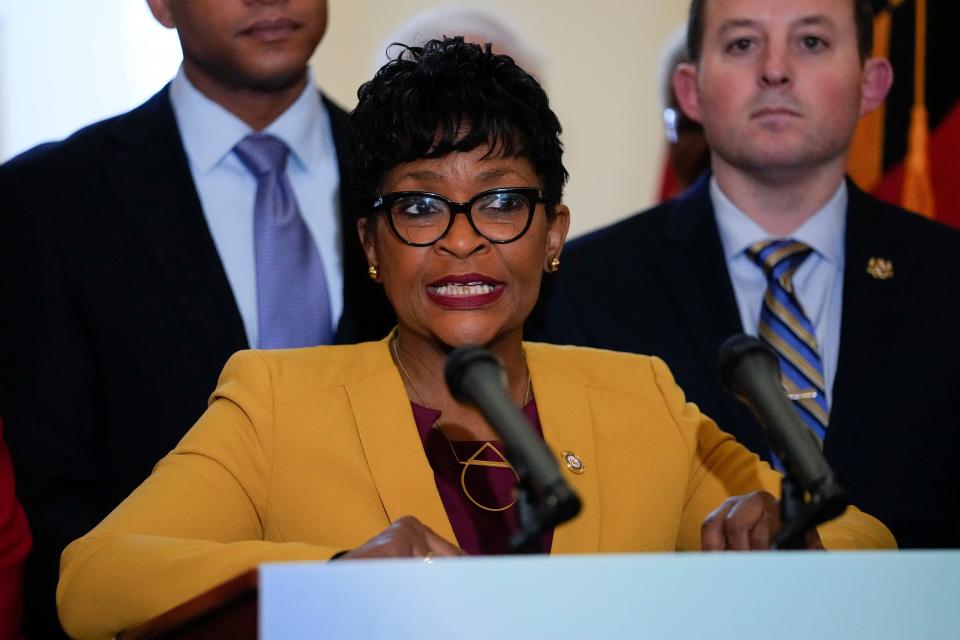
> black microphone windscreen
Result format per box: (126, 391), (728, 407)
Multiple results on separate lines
(443, 345), (503, 403)
(717, 334), (779, 396)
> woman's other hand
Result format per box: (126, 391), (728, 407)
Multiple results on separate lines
(701, 491), (823, 551)
(338, 516), (465, 560)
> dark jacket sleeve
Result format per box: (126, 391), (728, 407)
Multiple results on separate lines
(0, 144), (107, 640)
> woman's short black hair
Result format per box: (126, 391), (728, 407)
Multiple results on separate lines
(351, 37), (568, 218)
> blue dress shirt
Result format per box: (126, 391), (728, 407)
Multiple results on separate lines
(711, 177), (846, 405)
(169, 67), (343, 347)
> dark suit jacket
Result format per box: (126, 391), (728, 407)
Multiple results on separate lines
(528, 176), (960, 549)
(0, 86), (394, 637)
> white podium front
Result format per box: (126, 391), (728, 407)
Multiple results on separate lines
(258, 551), (959, 639)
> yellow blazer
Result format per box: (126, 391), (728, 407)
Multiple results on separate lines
(57, 339), (894, 640)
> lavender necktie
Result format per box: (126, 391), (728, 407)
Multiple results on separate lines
(234, 134), (333, 349)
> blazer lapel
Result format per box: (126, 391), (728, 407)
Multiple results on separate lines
(656, 178), (744, 373)
(346, 346), (456, 543)
(325, 96), (395, 343)
(347, 342), (602, 552)
(526, 345), (601, 553)
(103, 87), (248, 360)
(651, 177), (777, 456)
(827, 183), (907, 465)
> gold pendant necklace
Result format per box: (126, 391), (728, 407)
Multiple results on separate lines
(449, 440), (519, 512)
(392, 338), (530, 512)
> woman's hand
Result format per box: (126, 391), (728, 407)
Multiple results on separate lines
(701, 491), (823, 551)
(337, 515), (465, 560)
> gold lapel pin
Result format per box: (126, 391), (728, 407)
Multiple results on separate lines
(561, 451), (584, 474)
(866, 257), (894, 280)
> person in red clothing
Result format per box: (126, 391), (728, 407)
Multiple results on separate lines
(0, 421), (30, 640)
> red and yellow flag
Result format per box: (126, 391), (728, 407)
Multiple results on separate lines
(848, 0), (960, 227)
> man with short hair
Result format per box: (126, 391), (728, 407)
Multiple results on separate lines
(530, 0), (960, 548)
(0, 1), (393, 636)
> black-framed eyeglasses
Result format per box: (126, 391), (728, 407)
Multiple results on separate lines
(369, 187), (545, 247)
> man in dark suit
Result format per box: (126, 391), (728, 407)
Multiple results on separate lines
(529, 0), (960, 549)
(0, 1), (393, 636)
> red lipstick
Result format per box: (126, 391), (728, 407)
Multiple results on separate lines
(427, 273), (505, 309)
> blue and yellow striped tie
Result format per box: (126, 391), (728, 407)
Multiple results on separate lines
(747, 239), (829, 445)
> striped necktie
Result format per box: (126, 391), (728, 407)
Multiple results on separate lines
(746, 239), (829, 444)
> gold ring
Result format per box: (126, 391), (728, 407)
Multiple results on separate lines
(423, 551), (434, 564)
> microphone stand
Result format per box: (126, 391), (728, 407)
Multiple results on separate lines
(776, 477), (808, 550)
(509, 466), (580, 554)
(773, 473), (846, 550)
(717, 334), (848, 549)
(511, 474), (541, 554)
(443, 346), (580, 554)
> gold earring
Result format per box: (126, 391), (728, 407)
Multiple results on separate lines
(367, 265), (380, 281)
(548, 257), (561, 273)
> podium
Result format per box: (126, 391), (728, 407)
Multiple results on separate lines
(122, 551), (960, 639)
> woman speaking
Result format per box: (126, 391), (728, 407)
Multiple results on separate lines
(57, 38), (893, 640)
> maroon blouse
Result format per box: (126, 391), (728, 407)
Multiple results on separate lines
(411, 401), (554, 556)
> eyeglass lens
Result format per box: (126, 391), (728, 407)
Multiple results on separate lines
(389, 191), (533, 244)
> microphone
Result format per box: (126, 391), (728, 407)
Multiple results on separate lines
(717, 334), (846, 541)
(445, 346), (581, 549)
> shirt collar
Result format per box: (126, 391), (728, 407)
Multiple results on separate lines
(168, 66), (330, 175)
(711, 176), (847, 266)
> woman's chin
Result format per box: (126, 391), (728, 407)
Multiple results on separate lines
(424, 322), (519, 353)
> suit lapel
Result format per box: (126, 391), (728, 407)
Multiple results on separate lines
(346, 345), (456, 542)
(652, 178), (772, 455)
(526, 345), (601, 553)
(103, 87), (248, 360)
(346, 342), (602, 552)
(325, 97), (395, 343)
(827, 183), (906, 464)
(656, 180), (744, 379)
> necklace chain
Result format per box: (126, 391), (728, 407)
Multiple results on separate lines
(391, 338), (531, 409)
(391, 338), (531, 513)
(392, 337), (428, 405)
